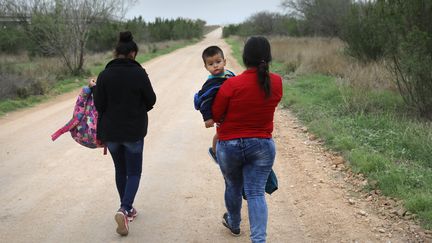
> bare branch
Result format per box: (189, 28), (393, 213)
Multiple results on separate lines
(5, 0), (134, 74)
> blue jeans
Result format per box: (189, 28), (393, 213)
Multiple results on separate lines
(217, 138), (275, 243)
(106, 139), (144, 211)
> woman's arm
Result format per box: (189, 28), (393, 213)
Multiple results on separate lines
(141, 70), (157, 111)
(94, 75), (106, 113)
(212, 81), (232, 123)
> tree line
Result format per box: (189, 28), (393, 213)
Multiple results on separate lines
(223, 0), (432, 119)
(0, 0), (205, 75)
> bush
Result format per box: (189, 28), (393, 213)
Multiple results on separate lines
(0, 24), (27, 53)
(340, 0), (432, 119)
(223, 12), (301, 37)
(87, 22), (122, 52)
(282, 0), (351, 36)
(383, 0), (432, 119)
(340, 2), (388, 61)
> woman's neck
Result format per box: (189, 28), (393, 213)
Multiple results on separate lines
(116, 54), (135, 60)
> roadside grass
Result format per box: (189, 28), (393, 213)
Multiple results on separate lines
(225, 37), (244, 67)
(283, 74), (432, 229)
(225, 36), (432, 229)
(0, 39), (197, 116)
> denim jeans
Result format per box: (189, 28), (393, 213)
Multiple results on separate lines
(217, 138), (275, 243)
(106, 139), (144, 211)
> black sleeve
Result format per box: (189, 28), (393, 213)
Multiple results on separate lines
(141, 70), (156, 111)
(94, 74), (106, 113)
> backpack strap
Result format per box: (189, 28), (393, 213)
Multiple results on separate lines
(51, 117), (80, 141)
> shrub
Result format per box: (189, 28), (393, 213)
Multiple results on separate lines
(0, 24), (28, 53)
(390, 28), (432, 119)
(340, 2), (388, 62)
(223, 12), (301, 37)
(87, 22), (122, 52)
(341, 0), (432, 119)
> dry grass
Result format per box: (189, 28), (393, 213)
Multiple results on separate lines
(0, 54), (64, 99)
(270, 36), (396, 92)
(1, 39), (192, 100)
(85, 40), (186, 67)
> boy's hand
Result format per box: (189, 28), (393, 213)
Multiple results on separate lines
(204, 119), (215, 128)
(88, 78), (96, 87)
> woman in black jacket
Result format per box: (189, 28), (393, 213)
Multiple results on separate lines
(93, 31), (156, 236)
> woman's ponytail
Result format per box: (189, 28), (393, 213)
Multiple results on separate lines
(257, 60), (271, 98)
(242, 36), (272, 98)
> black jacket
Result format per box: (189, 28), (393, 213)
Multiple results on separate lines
(194, 70), (235, 121)
(194, 77), (226, 121)
(94, 58), (156, 142)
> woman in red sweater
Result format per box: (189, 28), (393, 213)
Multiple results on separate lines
(212, 36), (282, 243)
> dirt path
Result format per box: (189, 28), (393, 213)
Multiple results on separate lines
(0, 28), (427, 243)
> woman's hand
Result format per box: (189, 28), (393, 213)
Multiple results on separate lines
(204, 119), (215, 128)
(88, 78), (97, 87)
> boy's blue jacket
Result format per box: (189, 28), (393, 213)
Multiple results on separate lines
(194, 70), (235, 121)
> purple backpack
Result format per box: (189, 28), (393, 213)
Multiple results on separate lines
(52, 86), (105, 153)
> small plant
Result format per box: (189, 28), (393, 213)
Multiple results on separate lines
(15, 86), (30, 99)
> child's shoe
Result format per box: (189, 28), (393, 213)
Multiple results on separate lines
(208, 147), (218, 163)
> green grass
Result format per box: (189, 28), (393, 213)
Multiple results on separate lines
(0, 39), (196, 116)
(225, 37), (244, 67)
(282, 74), (432, 229)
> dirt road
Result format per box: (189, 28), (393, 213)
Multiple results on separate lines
(0, 28), (426, 242)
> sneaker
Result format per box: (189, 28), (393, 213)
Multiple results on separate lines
(115, 208), (129, 236)
(208, 147), (218, 163)
(222, 212), (241, 236)
(127, 207), (138, 222)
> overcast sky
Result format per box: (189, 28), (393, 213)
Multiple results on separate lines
(125, 0), (285, 25)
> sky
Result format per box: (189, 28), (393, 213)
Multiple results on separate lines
(125, 0), (285, 25)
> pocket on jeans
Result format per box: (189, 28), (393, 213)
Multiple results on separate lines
(254, 139), (275, 166)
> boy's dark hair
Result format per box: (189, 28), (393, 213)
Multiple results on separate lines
(243, 36), (272, 98)
(202, 46), (224, 63)
(115, 31), (138, 57)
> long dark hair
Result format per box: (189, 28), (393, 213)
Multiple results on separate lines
(242, 36), (272, 98)
(115, 31), (138, 58)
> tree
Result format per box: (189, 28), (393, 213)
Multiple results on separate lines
(380, 0), (432, 118)
(5, 0), (134, 75)
(282, 0), (352, 36)
(339, 1), (388, 61)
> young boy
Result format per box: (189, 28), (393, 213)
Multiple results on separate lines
(194, 46), (234, 163)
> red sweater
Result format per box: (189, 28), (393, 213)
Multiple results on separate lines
(212, 68), (283, 141)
